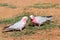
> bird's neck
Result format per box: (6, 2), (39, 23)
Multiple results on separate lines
(31, 17), (36, 23)
(22, 18), (27, 23)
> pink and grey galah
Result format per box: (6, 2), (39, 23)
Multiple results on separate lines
(30, 15), (53, 26)
(3, 16), (28, 32)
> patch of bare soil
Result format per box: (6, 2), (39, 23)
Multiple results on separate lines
(0, 24), (60, 40)
(0, 0), (60, 19)
(0, 7), (23, 19)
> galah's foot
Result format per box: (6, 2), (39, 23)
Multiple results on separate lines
(39, 25), (41, 27)
(20, 29), (23, 32)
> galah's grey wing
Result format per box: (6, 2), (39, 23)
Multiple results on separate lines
(42, 16), (53, 18)
(3, 24), (15, 31)
(3, 21), (21, 32)
(42, 16), (53, 20)
(35, 17), (47, 24)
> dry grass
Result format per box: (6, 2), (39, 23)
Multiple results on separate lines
(0, 3), (17, 9)
(28, 3), (60, 9)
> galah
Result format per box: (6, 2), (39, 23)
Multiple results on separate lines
(3, 16), (28, 32)
(30, 15), (53, 26)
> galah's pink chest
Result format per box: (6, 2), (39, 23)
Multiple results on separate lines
(32, 18), (36, 23)
(23, 18), (26, 23)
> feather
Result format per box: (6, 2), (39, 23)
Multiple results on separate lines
(30, 15), (53, 26)
(3, 16), (28, 32)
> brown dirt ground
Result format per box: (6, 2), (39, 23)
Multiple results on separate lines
(0, 0), (60, 40)
(0, 24), (60, 40)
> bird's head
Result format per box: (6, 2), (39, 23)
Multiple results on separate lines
(30, 15), (34, 19)
(22, 16), (28, 22)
